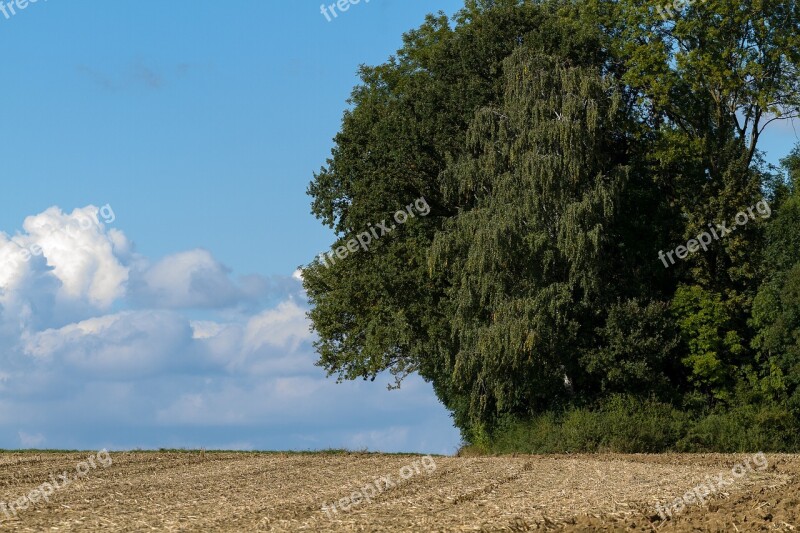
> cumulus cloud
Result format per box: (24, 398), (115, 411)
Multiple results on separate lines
(243, 300), (311, 352)
(21, 206), (128, 306)
(22, 311), (194, 378)
(0, 205), (461, 454)
(131, 249), (243, 309)
(0, 206), (128, 310)
(128, 250), (302, 312)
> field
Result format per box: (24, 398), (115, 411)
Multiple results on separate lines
(0, 452), (798, 532)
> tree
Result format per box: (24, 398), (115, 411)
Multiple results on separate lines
(751, 147), (800, 415)
(589, 0), (800, 295)
(428, 49), (639, 434)
(586, 0), (800, 404)
(303, 1), (609, 437)
(304, 0), (800, 447)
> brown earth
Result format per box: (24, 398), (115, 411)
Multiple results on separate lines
(0, 451), (797, 531)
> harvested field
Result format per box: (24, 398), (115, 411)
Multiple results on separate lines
(0, 452), (797, 531)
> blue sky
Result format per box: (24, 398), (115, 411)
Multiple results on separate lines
(0, 1), (797, 453)
(0, 0), (465, 454)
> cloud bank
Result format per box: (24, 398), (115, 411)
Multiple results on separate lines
(0, 205), (460, 453)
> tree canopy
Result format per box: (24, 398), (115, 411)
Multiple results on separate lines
(304, 0), (800, 450)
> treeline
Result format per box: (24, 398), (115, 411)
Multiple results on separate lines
(303, 0), (800, 452)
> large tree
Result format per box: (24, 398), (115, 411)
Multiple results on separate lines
(303, 0), (608, 434)
(751, 148), (800, 415)
(304, 0), (800, 444)
(428, 49), (643, 435)
(583, 0), (800, 401)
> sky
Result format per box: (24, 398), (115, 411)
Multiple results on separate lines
(0, 1), (797, 454)
(0, 0), (465, 454)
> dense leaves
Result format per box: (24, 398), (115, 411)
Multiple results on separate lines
(304, 0), (800, 450)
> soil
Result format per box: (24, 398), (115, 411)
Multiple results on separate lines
(0, 452), (796, 531)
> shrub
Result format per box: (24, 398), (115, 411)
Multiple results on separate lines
(483, 396), (799, 454)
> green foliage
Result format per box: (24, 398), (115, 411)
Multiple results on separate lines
(487, 397), (800, 454)
(671, 285), (745, 398)
(607, 0), (800, 166)
(676, 403), (800, 452)
(305, 0), (800, 452)
(488, 396), (691, 454)
(429, 48), (634, 433)
(304, 0), (612, 439)
(582, 299), (681, 400)
(751, 149), (800, 415)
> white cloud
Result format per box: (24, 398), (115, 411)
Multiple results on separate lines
(243, 300), (311, 352)
(19, 206), (129, 307)
(22, 311), (193, 378)
(0, 204), (461, 454)
(133, 249), (242, 309)
(190, 320), (227, 340)
(0, 233), (33, 294)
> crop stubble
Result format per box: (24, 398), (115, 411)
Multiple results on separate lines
(0, 452), (797, 531)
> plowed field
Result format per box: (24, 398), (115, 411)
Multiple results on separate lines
(0, 452), (797, 531)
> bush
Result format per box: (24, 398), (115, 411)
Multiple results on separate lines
(482, 396), (800, 454)
(486, 396), (689, 454)
(677, 404), (800, 452)
(594, 396), (689, 452)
